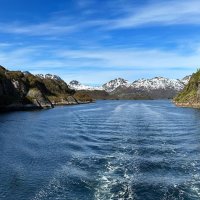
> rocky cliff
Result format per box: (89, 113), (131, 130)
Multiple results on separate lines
(174, 70), (200, 108)
(0, 65), (93, 111)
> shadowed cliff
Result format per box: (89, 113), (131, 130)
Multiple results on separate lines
(0, 65), (93, 111)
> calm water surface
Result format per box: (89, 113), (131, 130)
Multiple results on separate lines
(1, 100), (200, 200)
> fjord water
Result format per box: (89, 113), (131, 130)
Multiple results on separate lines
(1, 101), (200, 200)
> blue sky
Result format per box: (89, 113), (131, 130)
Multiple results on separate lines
(1, 0), (200, 85)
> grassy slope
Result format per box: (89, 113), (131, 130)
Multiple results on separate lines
(174, 70), (200, 103)
(0, 66), (93, 107)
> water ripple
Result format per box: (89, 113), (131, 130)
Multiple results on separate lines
(0, 100), (200, 199)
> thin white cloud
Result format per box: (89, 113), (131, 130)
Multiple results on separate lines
(0, 44), (199, 84)
(57, 47), (200, 68)
(0, 19), (108, 37)
(111, 0), (200, 29)
(1, 0), (200, 37)
(1, 44), (199, 70)
(0, 22), (78, 36)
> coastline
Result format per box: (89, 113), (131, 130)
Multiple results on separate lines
(52, 100), (94, 106)
(173, 101), (200, 109)
(0, 100), (94, 113)
(3, 99), (198, 113)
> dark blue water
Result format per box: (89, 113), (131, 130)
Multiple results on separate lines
(1, 100), (200, 200)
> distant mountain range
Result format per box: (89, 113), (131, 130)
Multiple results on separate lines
(69, 76), (191, 100)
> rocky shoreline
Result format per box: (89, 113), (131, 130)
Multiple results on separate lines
(173, 102), (200, 109)
(0, 98), (94, 112)
(0, 104), (42, 112)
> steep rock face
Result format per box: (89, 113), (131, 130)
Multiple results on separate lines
(0, 71), (54, 110)
(26, 89), (53, 108)
(0, 69), (30, 107)
(0, 78), (16, 97)
(0, 66), (93, 111)
(174, 70), (200, 108)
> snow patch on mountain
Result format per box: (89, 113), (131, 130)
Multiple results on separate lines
(69, 80), (104, 91)
(104, 76), (191, 93)
(102, 78), (130, 92)
(130, 77), (185, 91)
(68, 76), (191, 93)
(36, 74), (62, 81)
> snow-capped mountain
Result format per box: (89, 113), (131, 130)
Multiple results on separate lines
(102, 76), (190, 93)
(69, 80), (104, 91)
(130, 77), (186, 91)
(110, 76), (191, 99)
(102, 78), (130, 92)
(68, 76), (191, 99)
(68, 78), (130, 92)
(36, 74), (62, 81)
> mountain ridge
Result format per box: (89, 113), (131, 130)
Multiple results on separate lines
(69, 76), (190, 91)
(69, 76), (191, 100)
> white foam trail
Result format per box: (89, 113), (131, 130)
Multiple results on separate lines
(104, 103), (135, 125)
(191, 185), (200, 198)
(190, 161), (200, 199)
(140, 104), (163, 119)
(94, 163), (135, 200)
(94, 150), (139, 200)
